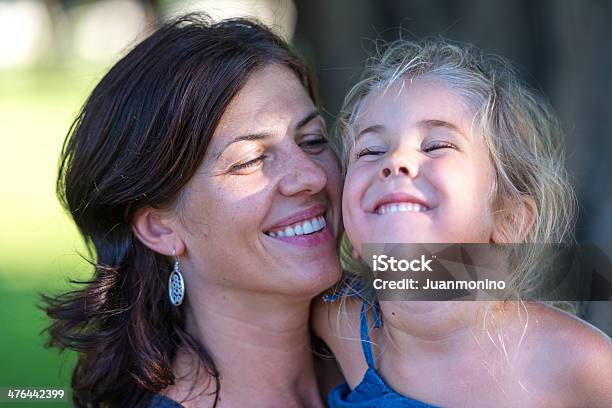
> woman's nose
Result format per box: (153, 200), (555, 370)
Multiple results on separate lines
(379, 152), (418, 179)
(278, 149), (327, 196)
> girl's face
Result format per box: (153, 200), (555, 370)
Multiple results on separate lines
(178, 64), (342, 298)
(343, 77), (499, 253)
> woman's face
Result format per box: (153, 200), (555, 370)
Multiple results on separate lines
(178, 64), (342, 298)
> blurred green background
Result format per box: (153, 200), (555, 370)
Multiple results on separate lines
(1, 0), (610, 407)
(0, 64), (101, 407)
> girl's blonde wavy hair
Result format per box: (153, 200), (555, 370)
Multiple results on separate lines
(334, 39), (578, 301)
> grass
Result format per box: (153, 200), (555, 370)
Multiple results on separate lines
(0, 64), (105, 407)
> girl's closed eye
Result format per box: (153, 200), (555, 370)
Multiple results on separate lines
(422, 141), (458, 154)
(355, 146), (387, 159)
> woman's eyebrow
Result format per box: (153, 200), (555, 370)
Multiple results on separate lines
(296, 110), (321, 129)
(216, 132), (268, 159)
(215, 111), (321, 160)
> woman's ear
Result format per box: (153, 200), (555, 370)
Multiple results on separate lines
(491, 195), (536, 243)
(132, 206), (185, 256)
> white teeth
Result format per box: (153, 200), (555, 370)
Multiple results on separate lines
(302, 221), (314, 234)
(376, 202), (428, 214)
(267, 215), (327, 237)
(312, 218), (321, 230)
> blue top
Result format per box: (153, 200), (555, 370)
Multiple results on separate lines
(324, 277), (437, 407)
(147, 393), (185, 408)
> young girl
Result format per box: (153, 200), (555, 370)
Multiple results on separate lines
(314, 40), (612, 407)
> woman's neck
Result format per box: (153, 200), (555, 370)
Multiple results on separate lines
(168, 286), (323, 408)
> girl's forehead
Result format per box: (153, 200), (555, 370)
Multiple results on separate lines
(353, 77), (475, 134)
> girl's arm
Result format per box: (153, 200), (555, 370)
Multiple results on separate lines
(311, 296), (370, 389)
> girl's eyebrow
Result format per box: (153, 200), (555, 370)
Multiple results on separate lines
(355, 120), (467, 142)
(418, 119), (468, 139)
(356, 124), (385, 140)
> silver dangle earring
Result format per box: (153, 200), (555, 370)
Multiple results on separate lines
(168, 249), (185, 306)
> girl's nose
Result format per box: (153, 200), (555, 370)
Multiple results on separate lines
(380, 153), (418, 179)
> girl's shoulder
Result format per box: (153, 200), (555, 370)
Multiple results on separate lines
(518, 302), (612, 405)
(312, 272), (367, 344)
(522, 302), (610, 356)
(311, 287), (372, 389)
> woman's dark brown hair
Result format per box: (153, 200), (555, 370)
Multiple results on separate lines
(41, 13), (316, 408)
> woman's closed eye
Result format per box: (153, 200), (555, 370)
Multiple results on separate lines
(229, 154), (267, 173)
(299, 135), (328, 153)
(228, 134), (327, 174)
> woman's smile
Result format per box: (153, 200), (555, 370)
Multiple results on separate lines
(263, 203), (333, 247)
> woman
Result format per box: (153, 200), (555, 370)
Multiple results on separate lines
(43, 14), (342, 407)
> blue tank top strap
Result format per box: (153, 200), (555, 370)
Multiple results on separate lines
(328, 299), (439, 407)
(322, 272), (365, 302)
(359, 300), (381, 369)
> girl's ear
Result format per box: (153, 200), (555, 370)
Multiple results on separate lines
(351, 246), (361, 260)
(491, 195), (536, 243)
(132, 206), (186, 256)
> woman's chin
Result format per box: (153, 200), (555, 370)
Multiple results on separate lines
(289, 260), (342, 298)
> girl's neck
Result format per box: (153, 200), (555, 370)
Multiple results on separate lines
(380, 300), (502, 355)
(169, 286), (324, 407)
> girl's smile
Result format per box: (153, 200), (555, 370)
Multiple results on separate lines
(343, 77), (500, 249)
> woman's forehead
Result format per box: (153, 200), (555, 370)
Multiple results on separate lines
(204, 65), (317, 160)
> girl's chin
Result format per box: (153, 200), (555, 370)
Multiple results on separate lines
(358, 232), (440, 244)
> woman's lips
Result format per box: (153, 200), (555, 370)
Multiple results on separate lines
(263, 203), (333, 247)
(266, 214), (327, 237)
(266, 224), (333, 247)
(265, 204), (327, 232)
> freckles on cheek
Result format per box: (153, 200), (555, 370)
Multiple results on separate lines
(182, 202), (212, 238)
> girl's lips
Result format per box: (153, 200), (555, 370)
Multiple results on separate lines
(375, 202), (430, 215)
(370, 191), (431, 213)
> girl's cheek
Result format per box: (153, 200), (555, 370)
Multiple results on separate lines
(345, 166), (370, 199)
